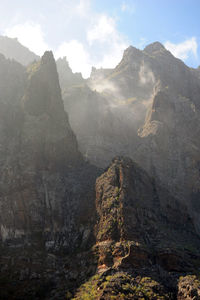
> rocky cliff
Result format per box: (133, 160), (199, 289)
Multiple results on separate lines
(74, 157), (200, 299)
(0, 51), (98, 252)
(61, 42), (200, 233)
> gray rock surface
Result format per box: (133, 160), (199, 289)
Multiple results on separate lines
(0, 52), (99, 251)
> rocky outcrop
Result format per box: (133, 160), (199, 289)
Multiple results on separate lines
(0, 35), (39, 66)
(0, 52), (98, 252)
(95, 157), (199, 271)
(73, 157), (200, 299)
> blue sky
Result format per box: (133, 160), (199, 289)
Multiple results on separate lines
(0, 0), (200, 77)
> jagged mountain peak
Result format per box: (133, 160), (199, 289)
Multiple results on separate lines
(122, 45), (142, 60)
(22, 50), (82, 165)
(122, 42), (166, 60)
(41, 50), (55, 65)
(143, 41), (166, 54)
(0, 47), (84, 244)
(24, 51), (64, 116)
(37, 50), (59, 77)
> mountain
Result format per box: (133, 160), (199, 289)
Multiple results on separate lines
(61, 42), (200, 233)
(0, 41), (200, 299)
(0, 35), (39, 65)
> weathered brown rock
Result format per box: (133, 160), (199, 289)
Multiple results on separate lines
(73, 157), (200, 300)
(95, 157), (200, 272)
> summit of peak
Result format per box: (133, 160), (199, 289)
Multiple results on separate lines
(144, 42), (166, 54)
(41, 50), (55, 65)
(124, 45), (141, 55)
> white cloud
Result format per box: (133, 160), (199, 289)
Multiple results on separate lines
(3, 1), (129, 78)
(76, 0), (91, 17)
(4, 22), (49, 55)
(86, 14), (128, 72)
(87, 15), (116, 44)
(55, 40), (91, 77)
(121, 1), (135, 14)
(164, 37), (198, 60)
(56, 13), (128, 78)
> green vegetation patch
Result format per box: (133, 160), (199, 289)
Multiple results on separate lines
(73, 272), (170, 299)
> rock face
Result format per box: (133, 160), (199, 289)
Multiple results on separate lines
(95, 157), (199, 271)
(63, 84), (132, 165)
(23, 51), (82, 168)
(74, 157), (200, 300)
(61, 42), (200, 232)
(0, 35), (39, 65)
(0, 51), (98, 252)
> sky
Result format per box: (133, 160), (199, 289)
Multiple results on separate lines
(0, 0), (200, 78)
